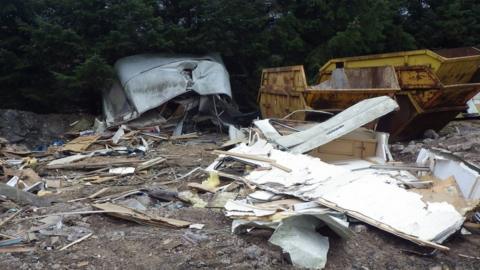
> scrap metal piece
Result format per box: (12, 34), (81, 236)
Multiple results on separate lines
(274, 96), (398, 153)
(269, 215), (329, 269)
(103, 54), (232, 126)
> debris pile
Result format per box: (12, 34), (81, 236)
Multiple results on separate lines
(392, 120), (480, 165)
(0, 117), (225, 255)
(0, 96), (479, 269)
(203, 96), (480, 268)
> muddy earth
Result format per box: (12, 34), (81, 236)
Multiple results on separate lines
(0, 118), (479, 270)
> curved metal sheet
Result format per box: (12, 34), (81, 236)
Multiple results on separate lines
(104, 54), (232, 126)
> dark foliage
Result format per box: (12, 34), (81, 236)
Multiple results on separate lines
(1, 0), (479, 113)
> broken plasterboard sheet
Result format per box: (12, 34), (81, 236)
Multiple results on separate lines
(269, 215), (329, 269)
(417, 148), (480, 200)
(247, 190), (284, 203)
(231, 209), (350, 269)
(47, 153), (94, 166)
(63, 135), (100, 152)
(376, 132), (393, 162)
(224, 199), (277, 217)
(228, 200), (351, 235)
(231, 219), (279, 234)
(253, 119), (281, 141)
(112, 126), (126, 144)
(333, 159), (431, 189)
(212, 141), (464, 249)
(413, 176), (477, 215)
(274, 96), (398, 153)
(228, 125), (247, 141)
(109, 167), (135, 175)
(6, 176), (19, 187)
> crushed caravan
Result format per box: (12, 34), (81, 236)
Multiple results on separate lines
(102, 54), (245, 133)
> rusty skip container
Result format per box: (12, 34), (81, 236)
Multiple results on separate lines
(318, 47), (480, 141)
(258, 65), (400, 121)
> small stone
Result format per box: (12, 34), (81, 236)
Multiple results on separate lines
(220, 258), (231, 264)
(77, 261), (89, 267)
(109, 231), (125, 241)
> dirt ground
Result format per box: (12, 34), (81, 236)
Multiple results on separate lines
(0, 121), (480, 270)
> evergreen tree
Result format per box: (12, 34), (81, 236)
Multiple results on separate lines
(0, 0), (478, 113)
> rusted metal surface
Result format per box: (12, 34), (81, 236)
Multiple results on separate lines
(376, 81), (480, 141)
(315, 48), (480, 141)
(395, 66), (441, 89)
(377, 66), (480, 141)
(258, 66), (399, 120)
(259, 48), (480, 141)
(304, 90), (397, 113)
(258, 65), (309, 120)
(377, 92), (467, 141)
(319, 47), (480, 85)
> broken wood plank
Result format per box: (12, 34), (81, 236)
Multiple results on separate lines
(0, 183), (52, 207)
(68, 187), (110, 203)
(253, 119), (282, 141)
(169, 133), (199, 140)
(14, 210), (117, 221)
(464, 222), (480, 230)
(213, 150), (291, 172)
(93, 189), (144, 203)
(459, 254), (480, 260)
(140, 133), (168, 140)
(46, 160), (142, 170)
(0, 232), (16, 240)
(92, 203), (191, 228)
(0, 245), (35, 253)
(59, 233), (93, 251)
(91, 176), (118, 184)
(88, 188), (110, 199)
(0, 209), (24, 228)
(216, 171), (256, 190)
(369, 164), (431, 171)
(135, 157), (166, 171)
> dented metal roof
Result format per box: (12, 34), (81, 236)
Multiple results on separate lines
(103, 54), (232, 126)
